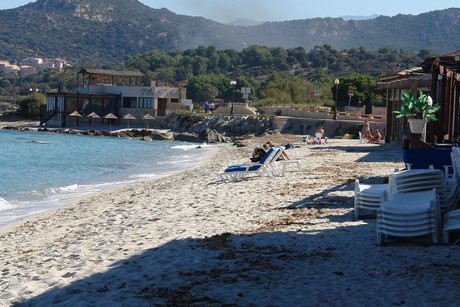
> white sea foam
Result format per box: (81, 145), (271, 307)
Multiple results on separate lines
(0, 197), (14, 210)
(171, 143), (209, 150)
(46, 181), (127, 200)
(156, 158), (194, 165)
(49, 184), (80, 193)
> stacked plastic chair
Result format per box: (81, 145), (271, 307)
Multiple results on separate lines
(377, 189), (440, 245)
(389, 168), (458, 214)
(354, 180), (388, 219)
(442, 147), (460, 242)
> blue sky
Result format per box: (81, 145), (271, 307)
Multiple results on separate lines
(1, 0), (459, 23)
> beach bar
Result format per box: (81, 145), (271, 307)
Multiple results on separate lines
(41, 69), (186, 128)
(378, 50), (460, 171)
(379, 50), (460, 146)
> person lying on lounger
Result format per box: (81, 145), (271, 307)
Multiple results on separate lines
(266, 140), (290, 160)
(250, 143), (269, 162)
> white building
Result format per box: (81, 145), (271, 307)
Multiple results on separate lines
(43, 69), (186, 128)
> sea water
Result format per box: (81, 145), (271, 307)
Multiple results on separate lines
(0, 129), (211, 227)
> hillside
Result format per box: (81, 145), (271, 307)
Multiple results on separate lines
(0, 0), (459, 66)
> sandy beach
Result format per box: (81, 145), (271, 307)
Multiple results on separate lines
(1, 134), (460, 306)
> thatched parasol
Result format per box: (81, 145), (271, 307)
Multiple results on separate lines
(69, 111), (82, 126)
(142, 113), (155, 129)
(86, 112), (100, 125)
(104, 113), (118, 131)
(122, 113), (136, 128)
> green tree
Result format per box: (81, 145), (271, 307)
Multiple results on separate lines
(241, 45), (273, 67)
(258, 73), (311, 105)
(19, 92), (45, 117)
(270, 46), (288, 69)
(186, 75), (224, 102)
(333, 74), (378, 110)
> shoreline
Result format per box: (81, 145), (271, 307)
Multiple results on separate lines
(0, 156), (215, 236)
(2, 135), (460, 305)
(0, 127), (219, 230)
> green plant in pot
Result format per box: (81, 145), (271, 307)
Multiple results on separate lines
(393, 90), (440, 121)
(393, 90), (441, 134)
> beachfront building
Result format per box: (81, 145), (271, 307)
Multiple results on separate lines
(421, 51), (460, 143)
(378, 67), (431, 143)
(42, 69), (186, 128)
(378, 50), (460, 145)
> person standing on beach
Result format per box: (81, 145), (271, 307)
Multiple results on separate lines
(362, 121), (372, 142)
(203, 101), (210, 113)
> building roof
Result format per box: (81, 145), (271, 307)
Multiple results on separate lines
(379, 67), (426, 82)
(78, 69), (144, 78)
(421, 50), (460, 73)
(377, 67), (431, 90)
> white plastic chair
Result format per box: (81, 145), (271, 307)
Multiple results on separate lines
(354, 179), (388, 219)
(443, 211), (460, 243)
(440, 148), (460, 242)
(358, 131), (367, 144)
(315, 132), (325, 145)
(300, 135), (311, 147)
(277, 159), (302, 176)
(377, 189), (440, 245)
(389, 169), (458, 214)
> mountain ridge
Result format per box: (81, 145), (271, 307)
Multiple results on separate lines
(0, 0), (459, 66)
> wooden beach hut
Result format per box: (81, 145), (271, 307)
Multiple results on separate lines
(379, 50), (460, 146)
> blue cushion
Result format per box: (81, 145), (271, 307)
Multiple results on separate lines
(224, 164), (261, 172)
(259, 147), (275, 164)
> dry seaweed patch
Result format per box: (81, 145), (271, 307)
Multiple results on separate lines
(249, 205), (346, 233)
(137, 285), (222, 305)
(291, 182), (325, 190)
(198, 232), (232, 250)
(309, 150), (336, 157)
(138, 232), (336, 305)
(259, 214), (320, 232)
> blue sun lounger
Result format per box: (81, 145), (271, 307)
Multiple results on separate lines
(219, 147), (283, 182)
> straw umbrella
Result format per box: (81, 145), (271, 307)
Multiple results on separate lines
(122, 113), (136, 129)
(69, 111), (82, 127)
(142, 113), (155, 129)
(104, 113), (118, 131)
(86, 112), (100, 126)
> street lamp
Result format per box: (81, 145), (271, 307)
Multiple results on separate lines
(230, 80), (236, 115)
(333, 79), (339, 120)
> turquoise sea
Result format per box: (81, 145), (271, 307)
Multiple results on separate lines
(0, 129), (211, 227)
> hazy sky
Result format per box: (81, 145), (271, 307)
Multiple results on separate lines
(1, 0), (459, 23)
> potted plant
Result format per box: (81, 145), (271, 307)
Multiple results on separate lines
(393, 90), (441, 133)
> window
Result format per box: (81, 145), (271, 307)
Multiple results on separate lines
(171, 98), (179, 103)
(139, 97), (154, 109)
(123, 97), (137, 108)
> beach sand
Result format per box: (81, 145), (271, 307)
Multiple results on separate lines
(1, 135), (460, 306)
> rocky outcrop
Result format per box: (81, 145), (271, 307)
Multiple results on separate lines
(163, 113), (273, 138)
(2, 113), (275, 143)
